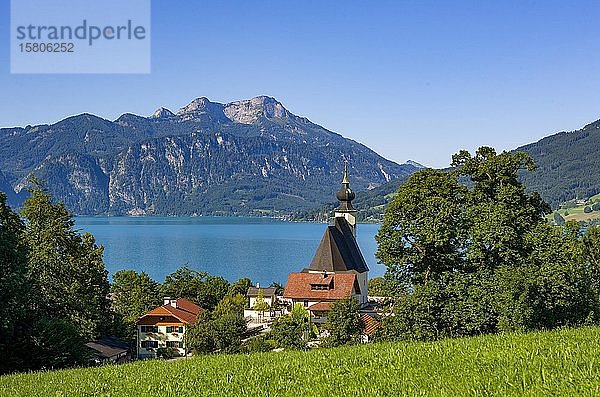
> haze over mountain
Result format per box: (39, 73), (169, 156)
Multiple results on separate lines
(0, 96), (419, 215)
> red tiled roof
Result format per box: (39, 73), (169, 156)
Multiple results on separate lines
(308, 301), (333, 311)
(136, 298), (203, 325)
(361, 313), (381, 336)
(283, 272), (358, 300)
(173, 298), (201, 315)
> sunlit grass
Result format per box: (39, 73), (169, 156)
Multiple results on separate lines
(1, 327), (599, 396)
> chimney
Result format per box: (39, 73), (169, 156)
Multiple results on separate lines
(256, 282), (260, 288)
(163, 297), (177, 308)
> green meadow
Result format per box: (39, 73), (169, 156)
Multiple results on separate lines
(551, 192), (600, 223)
(2, 326), (599, 396)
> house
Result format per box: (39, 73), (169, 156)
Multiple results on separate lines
(85, 336), (130, 365)
(283, 163), (369, 323)
(283, 272), (362, 323)
(245, 286), (281, 323)
(135, 297), (202, 359)
(247, 285), (277, 309)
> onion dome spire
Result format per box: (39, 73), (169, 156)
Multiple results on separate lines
(336, 161), (355, 211)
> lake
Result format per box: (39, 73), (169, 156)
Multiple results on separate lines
(74, 217), (386, 285)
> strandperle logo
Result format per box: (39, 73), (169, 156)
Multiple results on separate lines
(11, 0), (151, 74)
(15, 20), (147, 46)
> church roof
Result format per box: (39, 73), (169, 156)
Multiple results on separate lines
(307, 217), (369, 274)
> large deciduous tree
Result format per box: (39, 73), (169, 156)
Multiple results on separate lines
(376, 168), (466, 291)
(185, 294), (247, 354)
(161, 266), (230, 311)
(269, 303), (312, 350)
(228, 277), (252, 297)
(376, 147), (598, 341)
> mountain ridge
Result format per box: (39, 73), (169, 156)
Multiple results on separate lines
(0, 96), (418, 215)
(292, 117), (600, 221)
(516, 117), (600, 208)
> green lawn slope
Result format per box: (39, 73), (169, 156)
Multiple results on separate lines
(2, 327), (600, 396)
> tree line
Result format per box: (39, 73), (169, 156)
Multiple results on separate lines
(0, 177), (284, 373)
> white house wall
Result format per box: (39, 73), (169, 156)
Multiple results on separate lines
(137, 325), (187, 358)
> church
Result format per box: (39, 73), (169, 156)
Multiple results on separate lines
(283, 163), (369, 323)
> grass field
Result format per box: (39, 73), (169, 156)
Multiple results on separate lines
(2, 327), (600, 396)
(548, 192), (600, 223)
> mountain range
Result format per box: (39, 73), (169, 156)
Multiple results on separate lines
(303, 117), (600, 221)
(0, 96), (420, 216)
(2, 96), (599, 217)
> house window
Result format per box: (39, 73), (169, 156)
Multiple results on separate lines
(304, 300), (309, 307)
(141, 340), (158, 349)
(179, 341), (183, 349)
(141, 325), (158, 333)
(166, 341), (180, 348)
(165, 326), (184, 333)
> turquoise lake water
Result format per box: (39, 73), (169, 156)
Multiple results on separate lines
(74, 217), (386, 285)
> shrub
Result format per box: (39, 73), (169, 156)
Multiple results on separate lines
(156, 347), (181, 359)
(243, 335), (276, 353)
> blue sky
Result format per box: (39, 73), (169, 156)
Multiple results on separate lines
(1, 1), (599, 168)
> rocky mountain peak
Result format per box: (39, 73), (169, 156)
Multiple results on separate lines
(223, 96), (291, 124)
(177, 97), (212, 114)
(404, 160), (425, 169)
(176, 97), (227, 122)
(151, 107), (175, 119)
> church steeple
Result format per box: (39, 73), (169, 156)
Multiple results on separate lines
(335, 161), (357, 236)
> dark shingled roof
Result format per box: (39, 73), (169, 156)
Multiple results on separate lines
(85, 336), (130, 359)
(247, 287), (277, 297)
(308, 217), (369, 274)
